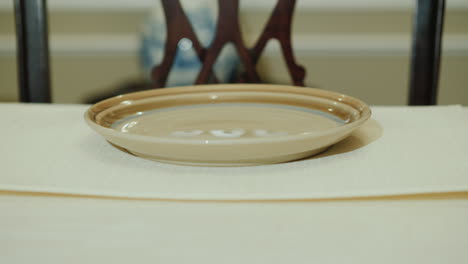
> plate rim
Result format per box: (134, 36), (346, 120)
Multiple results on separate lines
(85, 84), (371, 145)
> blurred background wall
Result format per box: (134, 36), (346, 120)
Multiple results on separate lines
(0, 0), (467, 105)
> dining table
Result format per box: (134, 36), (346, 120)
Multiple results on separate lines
(1, 102), (468, 263)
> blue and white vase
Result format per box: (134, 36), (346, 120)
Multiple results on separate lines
(139, 0), (239, 87)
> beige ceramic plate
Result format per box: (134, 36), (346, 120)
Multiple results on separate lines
(85, 84), (371, 166)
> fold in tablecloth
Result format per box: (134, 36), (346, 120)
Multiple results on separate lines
(1, 103), (467, 200)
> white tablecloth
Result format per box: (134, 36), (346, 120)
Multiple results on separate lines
(1, 193), (468, 263)
(1, 103), (468, 263)
(0, 103), (467, 200)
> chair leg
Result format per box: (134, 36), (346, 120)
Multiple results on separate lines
(14, 0), (51, 103)
(408, 0), (445, 106)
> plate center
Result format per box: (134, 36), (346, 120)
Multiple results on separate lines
(111, 103), (345, 139)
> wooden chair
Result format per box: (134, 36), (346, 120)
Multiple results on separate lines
(152, 0), (304, 87)
(14, 0), (445, 105)
(14, 0), (51, 103)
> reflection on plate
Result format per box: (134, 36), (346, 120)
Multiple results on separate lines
(85, 84), (371, 166)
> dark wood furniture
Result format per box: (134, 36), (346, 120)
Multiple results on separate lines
(14, 0), (51, 103)
(152, 0), (303, 87)
(14, 0), (446, 105)
(408, 0), (445, 105)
